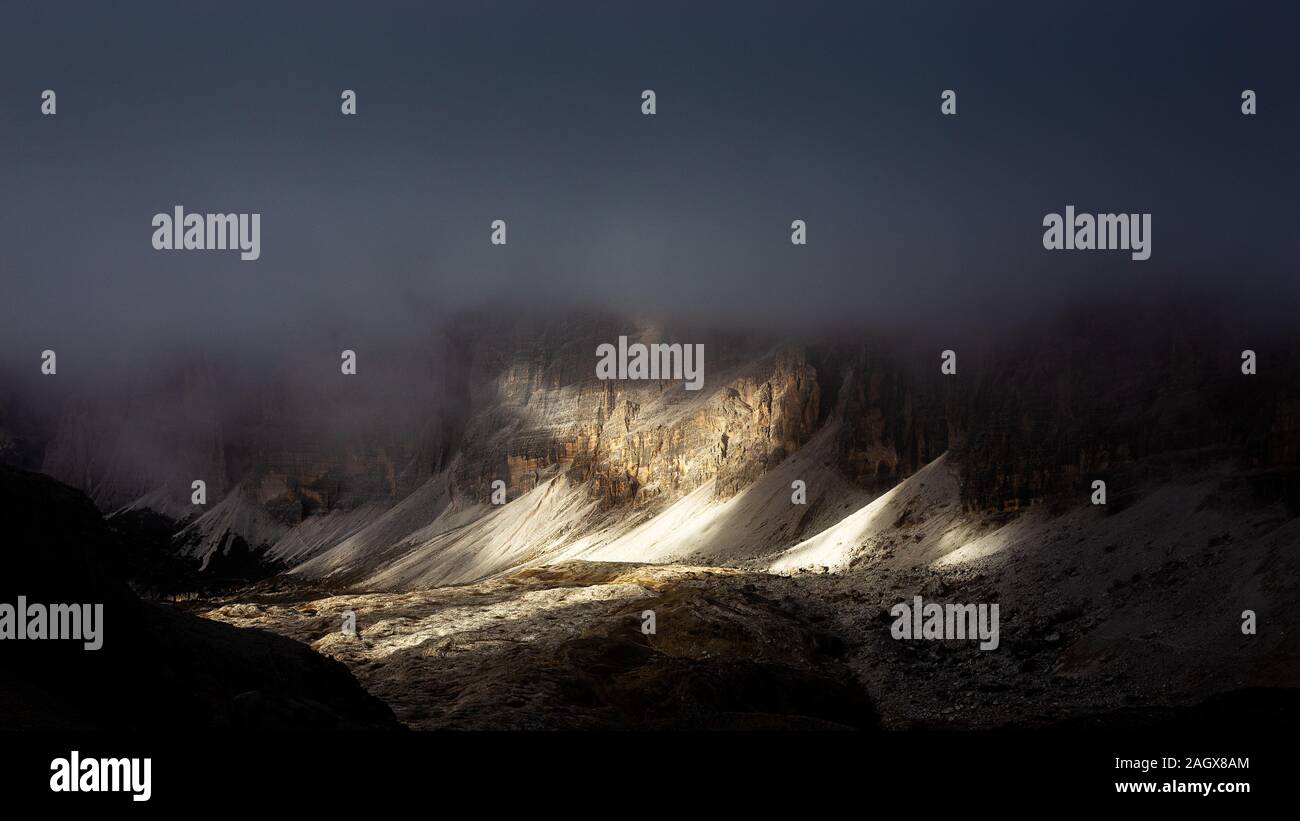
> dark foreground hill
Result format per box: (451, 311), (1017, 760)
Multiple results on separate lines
(0, 465), (402, 731)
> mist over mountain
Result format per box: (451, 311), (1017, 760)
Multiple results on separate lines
(3, 1), (1300, 366)
(3, 297), (1296, 584)
(3, 0), (1300, 739)
(9, 296), (1294, 730)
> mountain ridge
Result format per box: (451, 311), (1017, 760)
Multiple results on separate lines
(4, 307), (1297, 594)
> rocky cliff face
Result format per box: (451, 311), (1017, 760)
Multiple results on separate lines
(9, 309), (1295, 734)
(947, 317), (1300, 513)
(810, 344), (951, 494)
(5, 306), (1298, 588)
(446, 316), (822, 509)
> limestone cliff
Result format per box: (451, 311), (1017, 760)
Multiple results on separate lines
(8, 307), (1298, 589)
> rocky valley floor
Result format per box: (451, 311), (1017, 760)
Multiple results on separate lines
(201, 563), (877, 730)
(199, 477), (1300, 731)
(191, 453), (1300, 731)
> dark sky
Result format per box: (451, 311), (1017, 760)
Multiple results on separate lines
(2, 0), (1298, 366)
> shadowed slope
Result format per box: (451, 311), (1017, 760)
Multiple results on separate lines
(0, 465), (403, 731)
